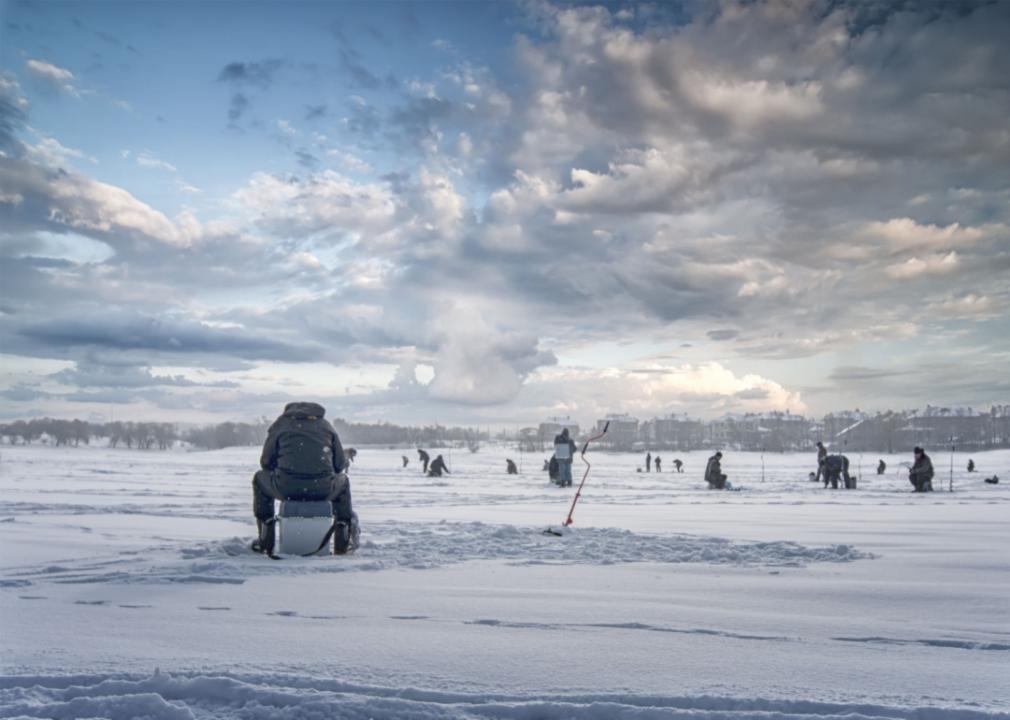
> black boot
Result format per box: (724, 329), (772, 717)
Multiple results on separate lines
(251, 518), (275, 554)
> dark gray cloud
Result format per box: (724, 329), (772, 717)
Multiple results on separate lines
(49, 361), (238, 389)
(304, 104), (327, 120)
(294, 148), (318, 168)
(708, 330), (740, 341)
(216, 59), (283, 88)
(227, 92), (249, 125)
(0, 80), (28, 152)
(13, 313), (314, 364)
(330, 21), (397, 91)
(0, 384), (51, 402)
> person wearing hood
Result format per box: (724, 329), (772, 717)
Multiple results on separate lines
(877, 459), (887, 475)
(428, 454), (449, 477)
(705, 451), (727, 490)
(417, 448), (430, 474)
(252, 402), (352, 553)
(554, 429), (577, 487)
(506, 458), (518, 475)
(909, 447), (934, 492)
(814, 441), (827, 483)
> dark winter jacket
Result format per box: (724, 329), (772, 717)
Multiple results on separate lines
(823, 455), (847, 474)
(705, 454), (724, 485)
(910, 453), (934, 487)
(260, 402), (346, 480)
(554, 431), (576, 461)
(428, 455), (449, 477)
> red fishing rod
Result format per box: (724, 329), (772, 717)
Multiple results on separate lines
(563, 421), (609, 526)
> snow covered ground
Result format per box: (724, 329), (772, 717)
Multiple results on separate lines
(1, 444), (1008, 719)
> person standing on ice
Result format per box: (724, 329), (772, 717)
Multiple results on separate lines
(417, 448), (430, 474)
(251, 402), (353, 553)
(645, 452), (652, 472)
(819, 454), (853, 489)
(506, 458), (518, 475)
(554, 428), (577, 488)
(673, 458), (683, 473)
(428, 454), (449, 477)
(909, 447), (934, 492)
(654, 455), (662, 472)
(705, 451), (727, 489)
(967, 459), (975, 472)
(814, 441), (827, 483)
(877, 459), (886, 475)
(402, 455), (409, 468)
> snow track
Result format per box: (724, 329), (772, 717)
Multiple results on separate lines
(0, 521), (870, 589)
(2, 673), (1007, 720)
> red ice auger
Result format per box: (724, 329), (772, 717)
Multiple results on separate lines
(544, 422), (609, 535)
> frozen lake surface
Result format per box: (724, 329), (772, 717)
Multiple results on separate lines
(1, 444), (1008, 719)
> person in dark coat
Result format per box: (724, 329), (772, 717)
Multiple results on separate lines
(548, 455), (559, 483)
(252, 402), (352, 553)
(346, 448), (357, 463)
(909, 447), (934, 492)
(673, 459), (683, 473)
(417, 448), (430, 474)
(820, 454), (852, 489)
(506, 459), (518, 475)
(645, 452), (652, 472)
(554, 429), (577, 487)
(402, 455), (409, 468)
(654, 455), (662, 472)
(814, 441), (827, 483)
(877, 459), (886, 475)
(967, 459), (975, 472)
(428, 454), (449, 477)
(705, 451), (727, 490)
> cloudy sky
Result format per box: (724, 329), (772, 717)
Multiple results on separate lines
(1, 0), (1008, 428)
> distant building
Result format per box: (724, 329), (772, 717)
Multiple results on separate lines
(642, 413), (705, 450)
(538, 417), (580, 444)
(596, 413), (638, 450)
(508, 405), (1010, 454)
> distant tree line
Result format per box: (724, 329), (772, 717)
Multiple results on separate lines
(0, 419), (178, 449)
(0, 417), (489, 451)
(331, 419), (487, 448)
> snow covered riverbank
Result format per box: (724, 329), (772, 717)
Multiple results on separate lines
(1, 445), (1008, 718)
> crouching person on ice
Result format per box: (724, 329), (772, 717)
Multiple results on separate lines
(252, 402), (359, 556)
(908, 446), (934, 493)
(705, 451), (728, 490)
(819, 454), (854, 489)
